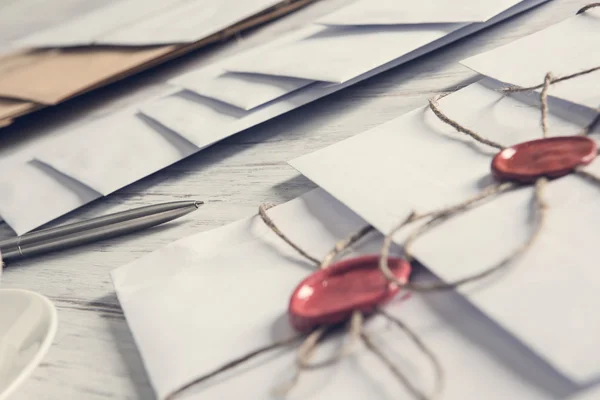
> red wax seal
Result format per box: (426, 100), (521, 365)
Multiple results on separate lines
(491, 136), (597, 183)
(289, 255), (411, 332)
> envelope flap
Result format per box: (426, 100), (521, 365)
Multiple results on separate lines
(317, 0), (524, 26)
(461, 9), (600, 110)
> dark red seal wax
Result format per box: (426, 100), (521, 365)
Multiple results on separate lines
(491, 136), (597, 183)
(289, 255), (411, 332)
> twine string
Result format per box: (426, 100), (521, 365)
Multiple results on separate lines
(259, 203), (321, 265)
(502, 65), (600, 95)
(540, 73), (553, 137)
(379, 179), (547, 292)
(428, 97), (505, 150)
(577, 3), (600, 14)
(320, 225), (376, 269)
(274, 311), (365, 395)
(165, 336), (301, 400)
(362, 308), (446, 400)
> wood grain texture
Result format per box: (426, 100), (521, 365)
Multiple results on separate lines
(0, 0), (591, 398)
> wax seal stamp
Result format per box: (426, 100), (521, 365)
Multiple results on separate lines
(289, 255), (411, 332)
(491, 136), (597, 183)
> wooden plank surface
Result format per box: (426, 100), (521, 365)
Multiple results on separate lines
(0, 0), (592, 398)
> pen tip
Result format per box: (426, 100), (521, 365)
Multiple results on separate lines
(194, 201), (204, 208)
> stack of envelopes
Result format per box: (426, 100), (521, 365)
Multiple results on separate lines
(0, 0), (319, 127)
(0, 0), (548, 235)
(111, 6), (600, 400)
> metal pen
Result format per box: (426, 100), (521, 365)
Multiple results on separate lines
(0, 200), (202, 262)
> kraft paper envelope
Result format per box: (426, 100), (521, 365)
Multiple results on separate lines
(111, 188), (587, 399)
(0, 98), (36, 121)
(291, 79), (600, 383)
(0, 0), (549, 235)
(316, 0), (523, 25)
(461, 7), (600, 111)
(0, 46), (175, 104)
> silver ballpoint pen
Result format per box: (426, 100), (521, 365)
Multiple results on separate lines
(0, 200), (202, 262)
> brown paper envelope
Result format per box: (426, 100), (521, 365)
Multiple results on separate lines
(0, 46), (175, 104)
(0, 97), (36, 121)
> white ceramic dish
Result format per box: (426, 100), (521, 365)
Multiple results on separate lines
(0, 289), (57, 400)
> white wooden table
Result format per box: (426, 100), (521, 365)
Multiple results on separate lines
(0, 1), (590, 398)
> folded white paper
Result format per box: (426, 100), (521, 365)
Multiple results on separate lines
(35, 110), (198, 196)
(140, 91), (246, 148)
(172, 72), (313, 111)
(461, 8), (600, 111)
(223, 24), (466, 83)
(223, 0), (541, 84)
(0, 161), (101, 235)
(291, 79), (600, 383)
(0, 0), (548, 234)
(112, 188), (586, 400)
(317, 0), (523, 26)
(15, 0), (281, 47)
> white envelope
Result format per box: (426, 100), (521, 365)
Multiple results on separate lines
(222, 0), (537, 84)
(35, 109), (198, 196)
(112, 188), (586, 400)
(0, 161), (100, 235)
(291, 78), (600, 383)
(223, 24), (466, 83)
(15, 0), (281, 47)
(140, 91), (246, 147)
(112, 190), (592, 400)
(172, 72), (313, 111)
(317, 0), (523, 25)
(461, 8), (600, 111)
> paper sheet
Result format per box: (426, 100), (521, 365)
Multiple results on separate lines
(0, 0), (111, 52)
(112, 188), (584, 400)
(0, 0), (548, 234)
(461, 8), (600, 110)
(569, 385), (600, 400)
(15, 0), (281, 47)
(140, 91), (246, 147)
(0, 161), (100, 235)
(223, 24), (464, 83)
(0, 98), (35, 121)
(0, 46), (175, 104)
(317, 0), (523, 25)
(291, 78), (600, 383)
(35, 108), (197, 196)
(223, 0), (537, 83)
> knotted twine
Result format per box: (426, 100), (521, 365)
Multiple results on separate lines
(166, 5), (600, 399)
